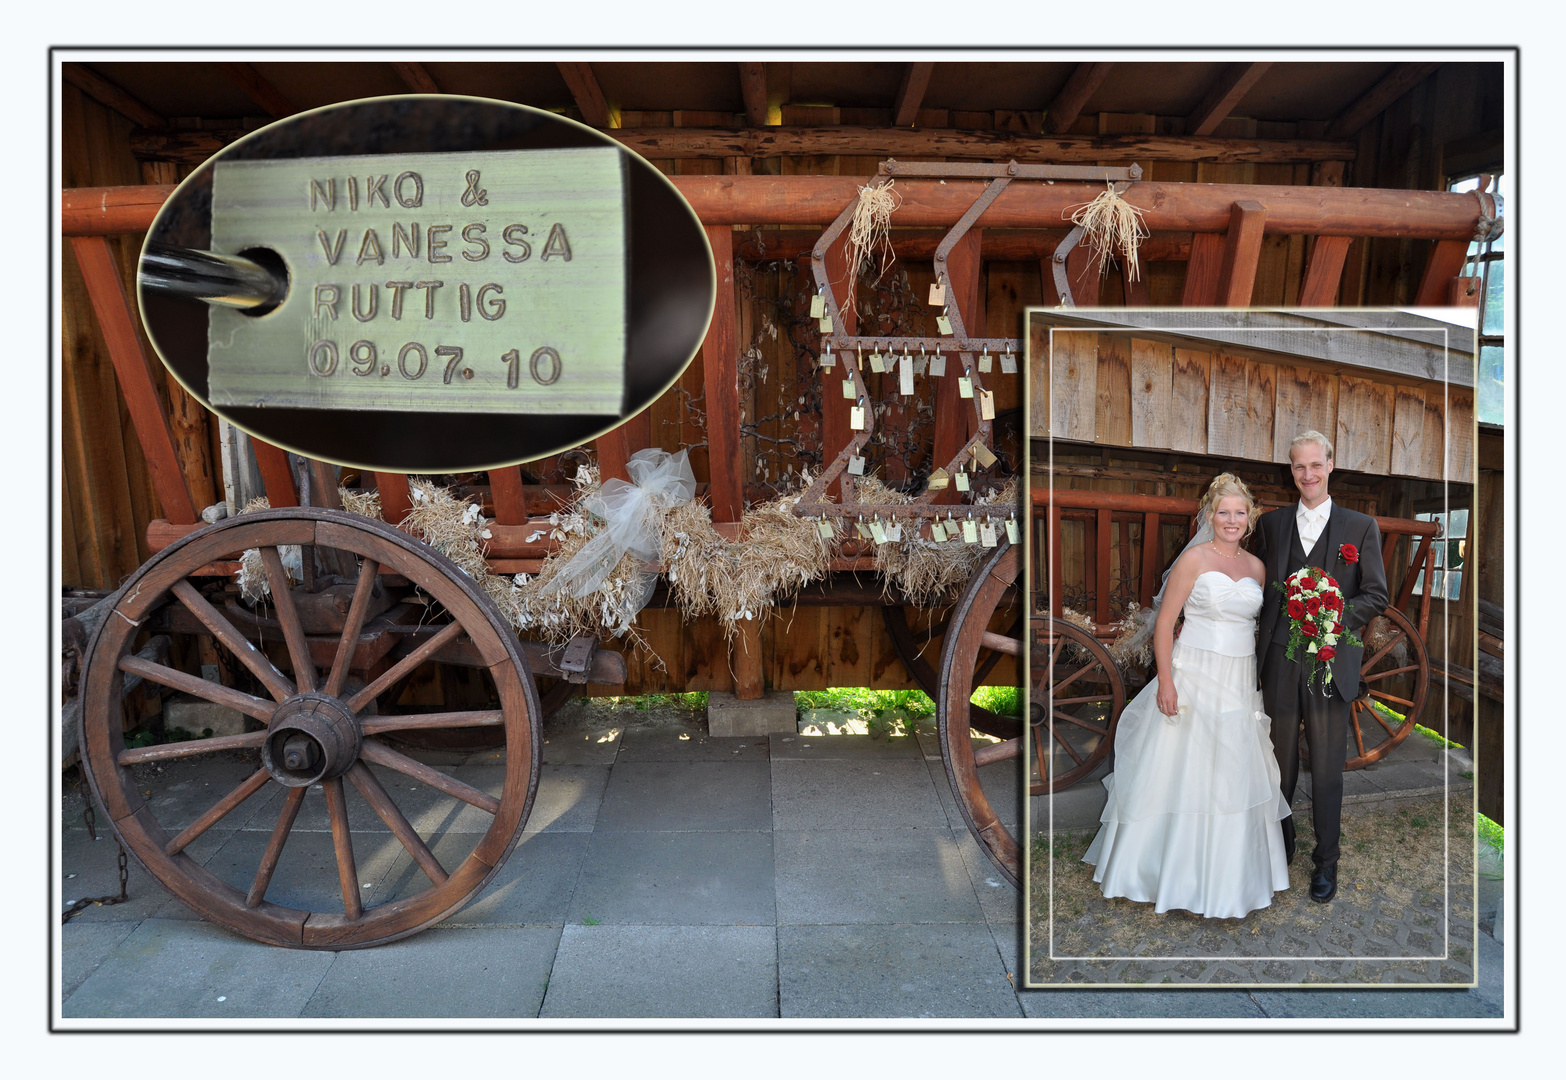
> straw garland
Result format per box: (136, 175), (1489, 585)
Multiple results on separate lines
(228, 463), (1009, 665)
(1067, 183), (1150, 282)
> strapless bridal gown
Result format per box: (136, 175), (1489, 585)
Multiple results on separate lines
(1082, 571), (1292, 918)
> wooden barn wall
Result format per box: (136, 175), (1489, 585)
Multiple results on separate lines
(1032, 329), (1471, 484)
(61, 66), (1497, 700)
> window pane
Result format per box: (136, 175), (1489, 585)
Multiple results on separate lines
(1478, 344), (1505, 426)
(1484, 258), (1505, 335)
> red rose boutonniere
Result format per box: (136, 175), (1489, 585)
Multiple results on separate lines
(1339, 543), (1359, 564)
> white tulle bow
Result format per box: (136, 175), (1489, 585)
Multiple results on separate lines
(545, 449), (697, 605)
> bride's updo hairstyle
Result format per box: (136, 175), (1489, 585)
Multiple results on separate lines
(1198, 472), (1259, 541)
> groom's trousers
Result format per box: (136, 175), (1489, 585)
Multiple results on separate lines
(1262, 641), (1348, 870)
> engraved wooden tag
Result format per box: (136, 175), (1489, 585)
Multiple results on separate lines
(1006, 519), (1021, 544)
(842, 378), (856, 399)
(980, 521), (997, 548)
(913, 355), (928, 377)
(961, 519), (979, 543)
(818, 519), (835, 539)
(927, 468), (949, 491)
(929, 355), (947, 377)
(847, 455), (866, 476)
(930, 520), (948, 543)
(958, 376), (973, 399)
(819, 315), (834, 334)
(870, 520), (888, 545)
(856, 521), (873, 540)
(935, 314), (953, 335)
(973, 442), (998, 468)
(955, 471), (970, 492)
(207, 148), (628, 415)
(1000, 352), (1018, 374)
(809, 293), (826, 318)
(979, 389), (995, 420)
(978, 352), (993, 373)
(850, 405), (865, 430)
(886, 520), (903, 542)
(868, 352), (885, 374)
(819, 349), (835, 369)
(899, 355), (914, 396)
(928, 282), (945, 306)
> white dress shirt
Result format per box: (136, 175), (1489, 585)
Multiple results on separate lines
(1296, 497), (1333, 552)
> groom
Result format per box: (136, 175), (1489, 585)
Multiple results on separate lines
(1255, 430), (1388, 903)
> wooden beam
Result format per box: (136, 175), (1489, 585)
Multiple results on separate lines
(62, 64), (163, 128)
(69, 235), (198, 525)
(594, 425), (634, 484)
(64, 178), (1492, 242)
(738, 62), (769, 127)
(1216, 200), (1268, 307)
(486, 468), (529, 524)
(251, 438), (298, 507)
(390, 62), (441, 94)
(1044, 62), (1114, 134)
(557, 61), (613, 128)
(820, 231), (856, 499)
(374, 472), (411, 525)
(701, 225), (742, 524)
(934, 228), (982, 478)
(1297, 235), (1352, 306)
(1326, 62), (1442, 139)
(219, 62), (297, 119)
(1414, 239), (1474, 306)
(1181, 233), (1225, 306)
(1185, 62), (1272, 137)
(892, 62), (935, 127)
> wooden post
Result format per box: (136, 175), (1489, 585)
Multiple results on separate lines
(374, 472), (413, 525)
(69, 235), (198, 525)
(1414, 239), (1474, 306)
(1182, 234), (1226, 306)
(251, 438), (298, 508)
(487, 467), (530, 524)
(1216, 201), (1268, 306)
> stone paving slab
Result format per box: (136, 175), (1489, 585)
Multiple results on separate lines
(770, 732), (921, 759)
(61, 828), (199, 925)
(1019, 986), (1267, 1019)
(379, 830), (590, 925)
(779, 923), (1021, 1018)
(63, 918), (337, 1019)
(567, 831), (776, 925)
(541, 924), (778, 1018)
(60, 921), (137, 1000)
(523, 764), (611, 833)
(775, 828), (986, 925)
(202, 828), (406, 914)
(772, 758), (947, 830)
(594, 760), (773, 831)
(299, 925), (563, 1018)
(616, 729), (771, 762)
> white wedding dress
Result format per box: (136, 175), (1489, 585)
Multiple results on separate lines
(1082, 571), (1292, 919)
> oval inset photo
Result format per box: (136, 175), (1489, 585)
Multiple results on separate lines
(139, 95), (715, 472)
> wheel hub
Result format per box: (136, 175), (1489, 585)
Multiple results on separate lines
(262, 693), (363, 787)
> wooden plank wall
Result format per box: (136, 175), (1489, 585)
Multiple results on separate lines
(1033, 330), (1468, 483)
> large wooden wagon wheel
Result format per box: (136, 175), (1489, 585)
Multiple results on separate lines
(1299, 606), (1430, 770)
(78, 508), (541, 949)
(936, 543), (1026, 887)
(884, 604), (1022, 740)
(1030, 617), (1126, 795)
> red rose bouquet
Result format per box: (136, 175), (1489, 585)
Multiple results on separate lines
(1274, 565), (1362, 693)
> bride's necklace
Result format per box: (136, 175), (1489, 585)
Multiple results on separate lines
(1209, 540), (1243, 560)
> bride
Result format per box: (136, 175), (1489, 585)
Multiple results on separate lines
(1081, 473), (1292, 919)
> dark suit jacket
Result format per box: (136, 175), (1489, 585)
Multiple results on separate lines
(1254, 501), (1390, 703)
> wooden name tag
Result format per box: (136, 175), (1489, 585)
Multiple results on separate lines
(206, 147), (627, 415)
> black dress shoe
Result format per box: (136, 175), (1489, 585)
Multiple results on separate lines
(1310, 864), (1338, 903)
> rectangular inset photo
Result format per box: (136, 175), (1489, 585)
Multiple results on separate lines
(1023, 308), (1482, 988)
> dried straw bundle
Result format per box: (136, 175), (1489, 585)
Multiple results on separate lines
(856, 476), (1020, 608)
(1058, 605), (1100, 662)
(845, 180), (900, 300)
(1105, 601), (1151, 668)
(1068, 183), (1149, 282)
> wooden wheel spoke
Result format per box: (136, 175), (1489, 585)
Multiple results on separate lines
(260, 546), (316, 693)
(246, 786), (306, 908)
(1370, 689), (1416, 708)
(1351, 713), (1367, 758)
(1050, 725), (1087, 765)
(118, 730), (267, 766)
(324, 557), (381, 699)
(1051, 658), (1104, 697)
(165, 768), (272, 856)
(359, 738), (501, 814)
(1372, 709), (1400, 738)
(1361, 631), (1407, 671)
(347, 762), (449, 886)
(1051, 693), (1114, 707)
(323, 777), (363, 920)
(1052, 710), (1109, 736)
(119, 655), (275, 724)
(1363, 664), (1421, 682)
(346, 621), (464, 714)
(360, 710), (505, 736)
(170, 580), (294, 701)
(972, 737), (1021, 767)
(979, 631), (1020, 657)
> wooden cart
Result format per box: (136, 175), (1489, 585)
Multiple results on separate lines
(62, 143), (1493, 939)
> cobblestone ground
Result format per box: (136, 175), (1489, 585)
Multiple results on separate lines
(1028, 791), (1478, 986)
